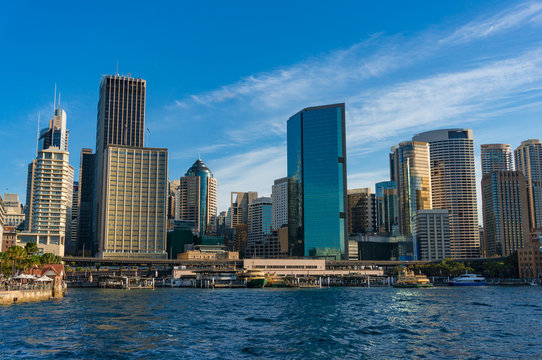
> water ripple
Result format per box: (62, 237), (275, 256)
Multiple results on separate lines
(1, 287), (541, 359)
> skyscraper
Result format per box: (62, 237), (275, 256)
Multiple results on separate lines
(390, 141), (432, 236)
(271, 177), (288, 230)
(375, 181), (398, 235)
(482, 171), (529, 257)
(23, 147), (74, 256)
(38, 106), (69, 151)
(94, 74), (168, 259)
(287, 103), (348, 259)
(77, 149), (95, 256)
(413, 129), (480, 259)
(514, 139), (542, 229)
(178, 158), (217, 236)
(481, 144), (513, 174)
(94, 75), (147, 250)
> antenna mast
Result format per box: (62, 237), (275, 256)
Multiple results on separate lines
(53, 83), (57, 112)
(36, 113), (40, 156)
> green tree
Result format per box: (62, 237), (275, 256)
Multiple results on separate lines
(25, 242), (39, 256)
(40, 253), (62, 265)
(7, 245), (28, 272)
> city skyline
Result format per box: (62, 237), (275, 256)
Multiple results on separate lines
(2, 2), (542, 213)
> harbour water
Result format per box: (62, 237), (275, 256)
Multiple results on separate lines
(1, 287), (541, 359)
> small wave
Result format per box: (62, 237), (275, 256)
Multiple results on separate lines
(470, 302), (491, 307)
(245, 316), (274, 322)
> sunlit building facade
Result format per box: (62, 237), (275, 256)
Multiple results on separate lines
(287, 103), (348, 259)
(413, 129), (480, 259)
(514, 139), (542, 229)
(390, 141), (432, 236)
(481, 144), (513, 175)
(482, 171), (530, 257)
(23, 148), (74, 256)
(97, 146), (168, 259)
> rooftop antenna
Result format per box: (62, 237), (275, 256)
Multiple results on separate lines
(116, 60), (119, 76)
(36, 113), (40, 156)
(58, 92), (61, 109)
(53, 83), (57, 112)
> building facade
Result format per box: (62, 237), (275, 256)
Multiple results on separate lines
(230, 192), (258, 228)
(481, 171), (530, 257)
(413, 129), (480, 259)
(23, 148), (74, 256)
(247, 197), (273, 248)
(287, 103), (348, 259)
(271, 177), (288, 230)
(514, 139), (542, 229)
(414, 209), (451, 261)
(375, 181), (398, 235)
(178, 158), (217, 236)
(2, 193), (25, 228)
(38, 106), (69, 151)
(94, 75), (147, 257)
(77, 149), (95, 256)
(391, 141), (432, 236)
(347, 188), (374, 235)
(96, 146), (168, 259)
(481, 144), (513, 174)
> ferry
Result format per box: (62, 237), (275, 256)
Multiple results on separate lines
(265, 274), (288, 288)
(449, 273), (487, 286)
(237, 270), (267, 288)
(393, 269), (433, 288)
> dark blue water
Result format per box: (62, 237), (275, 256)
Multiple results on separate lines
(1, 287), (541, 359)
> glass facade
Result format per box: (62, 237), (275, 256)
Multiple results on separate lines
(375, 181), (398, 235)
(287, 104), (347, 259)
(391, 141), (432, 236)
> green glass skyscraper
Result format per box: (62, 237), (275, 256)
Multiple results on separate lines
(287, 103), (348, 259)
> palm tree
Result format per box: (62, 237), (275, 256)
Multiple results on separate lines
(41, 253), (62, 265)
(25, 242), (39, 257)
(7, 246), (28, 273)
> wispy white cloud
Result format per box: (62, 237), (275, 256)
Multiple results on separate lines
(441, 2), (542, 45)
(346, 48), (542, 146)
(163, 1), (542, 211)
(211, 145), (286, 211)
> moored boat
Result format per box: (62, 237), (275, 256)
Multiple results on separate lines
(237, 270), (267, 288)
(394, 269), (433, 288)
(449, 273), (486, 286)
(265, 274), (288, 288)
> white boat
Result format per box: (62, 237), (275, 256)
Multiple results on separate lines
(449, 273), (487, 286)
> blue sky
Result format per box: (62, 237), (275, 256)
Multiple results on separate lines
(1, 1), (542, 212)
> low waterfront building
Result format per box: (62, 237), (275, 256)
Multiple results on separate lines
(177, 245), (239, 260)
(243, 259), (383, 277)
(518, 240), (542, 278)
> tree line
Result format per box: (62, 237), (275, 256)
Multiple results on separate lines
(0, 243), (63, 276)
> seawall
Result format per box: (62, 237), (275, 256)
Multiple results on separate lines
(0, 289), (56, 305)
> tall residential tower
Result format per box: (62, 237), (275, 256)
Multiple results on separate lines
(413, 129), (480, 259)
